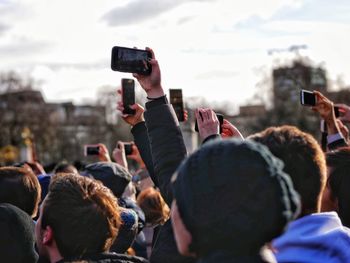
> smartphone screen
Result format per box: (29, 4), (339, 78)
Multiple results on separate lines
(300, 90), (316, 106)
(169, 89), (185, 122)
(122, 78), (136, 115)
(84, 145), (100, 156)
(124, 143), (133, 155)
(334, 106), (340, 118)
(111, 46), (152, 75)
(195, 113), (224, 133)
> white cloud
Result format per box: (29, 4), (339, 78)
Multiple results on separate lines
(0, 0), (349, 111)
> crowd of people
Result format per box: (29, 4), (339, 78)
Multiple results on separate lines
(1, 47), (350, 263)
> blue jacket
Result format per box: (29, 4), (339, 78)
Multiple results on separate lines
(273, 212), (350, 263)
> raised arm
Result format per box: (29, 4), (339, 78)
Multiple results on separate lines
(133, 47), (187, 206)
(117, 99), (157, 185)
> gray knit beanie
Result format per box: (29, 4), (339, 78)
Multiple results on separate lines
(172, 139), (300, 256)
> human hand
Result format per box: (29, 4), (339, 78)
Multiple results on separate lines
(312, 91), (339, 134)
(112, 141), (128, 169)
(127, 143), (145, 168)
(195, 108), (220, 141)
(335, 103), (350, 124)
(221, 119), (244, 140)
(98, 143), (111, 162)
(312, 91), (335, 122)
(117, 91), (145, 126)
(337, 119), (349, 142)
(183, 109), (188, 122)
(132, 47), (164, 98)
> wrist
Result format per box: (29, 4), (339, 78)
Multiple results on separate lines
(326, 119), (339, 135)
(146, 86), (164, 99)
(131, 118), (145, 126)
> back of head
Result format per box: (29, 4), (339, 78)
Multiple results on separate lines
(0, 166), (41, 217)
(137, 187), (170, 226)
(83, 162), (132, 198)
(249, 125), (327, 216)
(326, 147), (350, 227)
(0, 203), (38, 263)
(53, 161), (78, 174)
(172, 139), (300, 256)
(41, 173), (121, 259)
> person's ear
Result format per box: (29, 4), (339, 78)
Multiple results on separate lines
(42, 225), (54, 245)
(171, 201), (196, 257)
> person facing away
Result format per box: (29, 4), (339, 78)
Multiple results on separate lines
(171, 138), (300, 263)
(249, 125), (350, 263)
(324, 146), (350, 228)
(35, 173), (148, 263)
(0, 166), (41, 218)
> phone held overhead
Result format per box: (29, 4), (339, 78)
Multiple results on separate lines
(84, 145), (100, 156)
(300, 90), (316, 106)
(195, 113), (224, 133)
(121, 78), (136, 115)
(111, 46), (152, 75)
(169, 89), (185, 122)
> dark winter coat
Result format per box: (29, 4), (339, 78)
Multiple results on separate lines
(142, 97), (195, 263)
(56, 252), (148, 263)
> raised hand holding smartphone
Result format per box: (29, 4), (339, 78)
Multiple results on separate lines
(111, 46), (152, 75)
(121, 78), (136, 115)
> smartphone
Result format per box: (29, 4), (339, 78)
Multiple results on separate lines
(195, 113), (224, 133)
(124, 143), (133, 156)
(84, 145), (100, 156)
(121, 78), (136, 115)
(334, 106), (340, 118)
(111, 46), (152, 75)
(300, 90), (316, 106)
(169, 89), (185, 122)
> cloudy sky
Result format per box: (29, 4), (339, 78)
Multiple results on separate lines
(0, 0), (350, 112)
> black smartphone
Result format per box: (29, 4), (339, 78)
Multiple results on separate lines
(195, 113), (224, 133)
(169, 89), (185, 122)
(300, 90), (316, 106)
(84, 145), (100, 156)
(334, 106), (340, 118)
(111, 46), (152, 75)
(122, 78), (136, 115)
(124, 143), (133, 156)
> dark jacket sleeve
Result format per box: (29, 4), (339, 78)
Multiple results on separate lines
(328, 138), (348, 151)
(202, 134), (221, 144)
(144, 97), (194, 263)
(131, 121), (158, 187)
(144, 97), (187, 206)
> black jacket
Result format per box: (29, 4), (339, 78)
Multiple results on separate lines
(131, 121), (158, 187)
(142, 97), (195, 263)
(56, 252), (148, 263)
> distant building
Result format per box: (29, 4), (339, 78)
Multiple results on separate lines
(0, 89), (114, 165)
(273, 61), (327, 109)
(327, 88), (350, 105)
(227, 105), (267, 137)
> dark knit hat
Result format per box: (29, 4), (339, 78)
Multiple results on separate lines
(110, 208), (139, 254)
(83, 162), (132, 198)
(0, 203), (38, 263)
(172, 139), (300, 255)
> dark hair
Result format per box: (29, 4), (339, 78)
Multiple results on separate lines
(249, 125), (326, 215)
(0, 166), (41, 217)
(326, 147), (350, 227)
(41, 174), (121, 258)
(137, 187), (170, 226)
(53, 161), (78, 174)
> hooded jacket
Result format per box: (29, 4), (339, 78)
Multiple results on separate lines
(272, 212), (350, 263)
